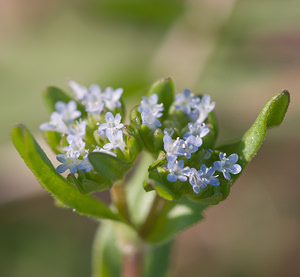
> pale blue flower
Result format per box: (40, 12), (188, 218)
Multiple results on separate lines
(63, 136), (86, 156)
(56, 150), (81, 174)
(83, 85), (104, 115)
(68, 80), (88, 101)
(187, 168), (202, 193)
(140, 107), (162, 129)
(103, 129), (125, 152)
(192, 94), (215, 123)
(174, 89), (199, 115)
(214, 152), (242, 180)
(138, 94), (164, 130)
(40, 112), (67, 133)
(77, 154), (93, 173)
(197, 164), (220, 187)
(68, 80), (105, 115)
(66, 119), (86, 140)
(188, 164), (220, 193)
(40, 100), (81, 133)
(102, 87), (123, 110)
(163, 135), (185, 162)
(167, 160), (191, 182)
(98, 112), (124, 136)
(182, 136), (199, 159)
(183, 122), (210, 147)
(139, 94), (164, 114)
(55, 101), (81, 124)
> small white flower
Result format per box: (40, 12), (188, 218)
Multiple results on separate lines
(139, 94), (163, 114)
(140, 107), (162, 129)
(138, 94), (164, 130)
(98, 112), (124, 136)
(214, 152), (241, 180)
(40, 112), (67, 133)
(66, 119), (86, 140)
(192, 95), (215, 123)
(183, 122), (210, 147)
(188, 164), (219, 194)
(163, 135), (185, 162)
(84, 85), (105, 115)
(55, 101), (81, 124)
(102, 87), (123, 110)
(40, 100), (81, 133)
(182, 136), (199, 159)
(187, 168), (202, 193)
(174, 89), (199, 115)
(63, 136), (86, 156)
(68, 80), (88, 101)
(103, 129), (125, 152)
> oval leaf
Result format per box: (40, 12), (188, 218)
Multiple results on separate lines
(44, 86), (86, 116)
(148, 77), (175, 120)
(88, 152), (132, 186)
(218, 90), (290, 168)
(11, 124), (121, 221)
(142, 197), (208, 244)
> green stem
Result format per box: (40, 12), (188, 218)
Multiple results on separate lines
(111, 180), (132, 224)
(138, 193), (166, 240)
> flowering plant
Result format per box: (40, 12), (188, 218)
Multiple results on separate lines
(12, 78), (289, 276)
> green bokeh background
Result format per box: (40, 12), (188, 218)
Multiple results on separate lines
(1, 0), (299, 276)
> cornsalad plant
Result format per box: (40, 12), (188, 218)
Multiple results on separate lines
(12, 78), (289, 277)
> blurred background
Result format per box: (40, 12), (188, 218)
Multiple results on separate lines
(0, 0), (299, 276)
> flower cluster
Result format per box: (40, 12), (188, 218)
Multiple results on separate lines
(138, 90), (241, 194)
(40, 80), (241, 196)
(174, 89), (215, 123)
(137, 94), (164, 129)
(40, 81), (125, 175)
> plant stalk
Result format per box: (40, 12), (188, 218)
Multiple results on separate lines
(111, 180), (132, 224)
(122, 248), (143, 277)
(138, 193), (166, 240)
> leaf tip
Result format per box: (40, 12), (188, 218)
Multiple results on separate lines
(282, 89), (290, 95)
(11, 123), (25, 139)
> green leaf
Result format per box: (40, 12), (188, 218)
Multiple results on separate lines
(92, 222), (122, 277)
(183, 150), (231, 204)
(88, 152), (132, 186)
(146, 152), (184, 201)
(11, 124), (121, 221)
(67, 174), (109, 195)
(126, 133), (143, 162)
(44, 86), (86, 116)
(148, 77), (175, 120)
(148, 169), (181, 201)
(129, 106), (142, 133)
(218, 90), (290, 168)
(144, 197), (208, 244)
(139, 124), (155, 153)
